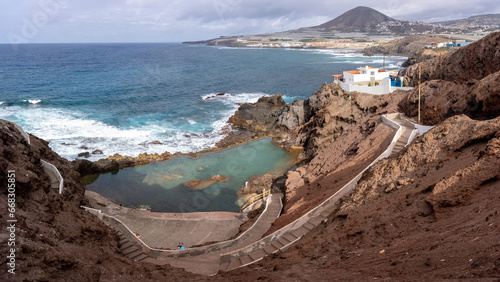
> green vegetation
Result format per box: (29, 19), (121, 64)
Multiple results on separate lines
(375, 81), (379, 86)
(299, 39), (317, 43)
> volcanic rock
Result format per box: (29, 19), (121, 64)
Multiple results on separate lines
(77, 151), (90, 158)
(239, 174), (274, 195)
(185, 175), (228, 190)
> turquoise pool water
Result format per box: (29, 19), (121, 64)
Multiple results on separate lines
(85, 138), (294, 213)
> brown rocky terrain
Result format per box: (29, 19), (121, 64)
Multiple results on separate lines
(214, 115), (500, 281)
(401, 47), (450, 67)
(1, 30), (499, 281)
(363, 34), (455, 56)
(399, 31), (500, 125)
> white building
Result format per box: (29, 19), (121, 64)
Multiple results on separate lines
(342, 66), (391, 86)
(333, 66), (413, 95)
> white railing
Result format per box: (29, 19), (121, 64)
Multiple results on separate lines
(13, 123), (30, 145)
(41, 160), (64, 194)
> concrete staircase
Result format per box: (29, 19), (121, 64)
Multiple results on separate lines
(219, 205), (336, 271)
(116, 231), (148, 262)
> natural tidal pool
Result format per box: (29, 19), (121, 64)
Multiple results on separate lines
(85, 138), (296, 213)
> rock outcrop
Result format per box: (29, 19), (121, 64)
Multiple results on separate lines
(239, 174), (274, 195)
(399, 31), (500, 125)
(402, 47), (450, 67)
(402, 31), (500, 85)
(184, 175), (228, 190)
(228, 94), (287, 136)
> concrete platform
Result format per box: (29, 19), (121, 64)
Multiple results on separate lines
(86, 190), (247, 249)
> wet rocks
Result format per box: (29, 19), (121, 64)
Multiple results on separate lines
(78, 152), (91, 158)
(92, 151), (173, 173)
(184, 175), (228, 190)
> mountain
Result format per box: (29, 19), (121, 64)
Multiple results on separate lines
(316, 6), (396, 31)
(434, 13), (500, 29)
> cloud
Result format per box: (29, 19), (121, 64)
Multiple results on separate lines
(0, 0), (498, 43)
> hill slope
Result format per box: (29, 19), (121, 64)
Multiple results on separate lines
(317, 6), (396, 31)
(435, 13), (500, 29)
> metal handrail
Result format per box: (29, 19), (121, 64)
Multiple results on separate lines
(240, 188), (270, 212)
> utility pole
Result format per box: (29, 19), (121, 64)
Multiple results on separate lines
(440, 53), (443, 81)
(418, 64), (421, 124)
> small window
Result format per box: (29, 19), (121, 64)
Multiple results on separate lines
(371, 71), (375, 75)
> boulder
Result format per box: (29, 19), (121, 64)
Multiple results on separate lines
(240, 174), (274, 195)
(78, 152), (90, 158)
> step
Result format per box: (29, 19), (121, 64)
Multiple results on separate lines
(119, 238), (129, 245)
(219, 261), (231, 272)
(302, 222), (316, 230)
(130, 251), (146, 260)
(291, 227), (309, 238)
(120, 242), (134, 250)
(320, 210), (331, 218)
(263, 244), (279, 254)
(239, 255), (253, 266)
(122, 246), (139, 255)
(127, 250), (143, 259)
(227, 258), (242, 271)
(308, 217), (325, 226)
(248, 249), (268, 261)
(133, 253), (148, 262)
(271, 240), (285, 249)
(277, 237), (291, 246)
(283, 232), (299, 243)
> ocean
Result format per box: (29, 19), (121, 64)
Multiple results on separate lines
(0, 43), (406, 161)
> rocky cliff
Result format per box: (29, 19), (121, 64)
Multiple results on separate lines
(0, 120), (200, 281)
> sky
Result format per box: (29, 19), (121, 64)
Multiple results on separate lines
(0, 0), (498, 44)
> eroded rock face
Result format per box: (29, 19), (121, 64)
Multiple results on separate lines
(277, 100), (305, 131)
(229, 94), (287, 135)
